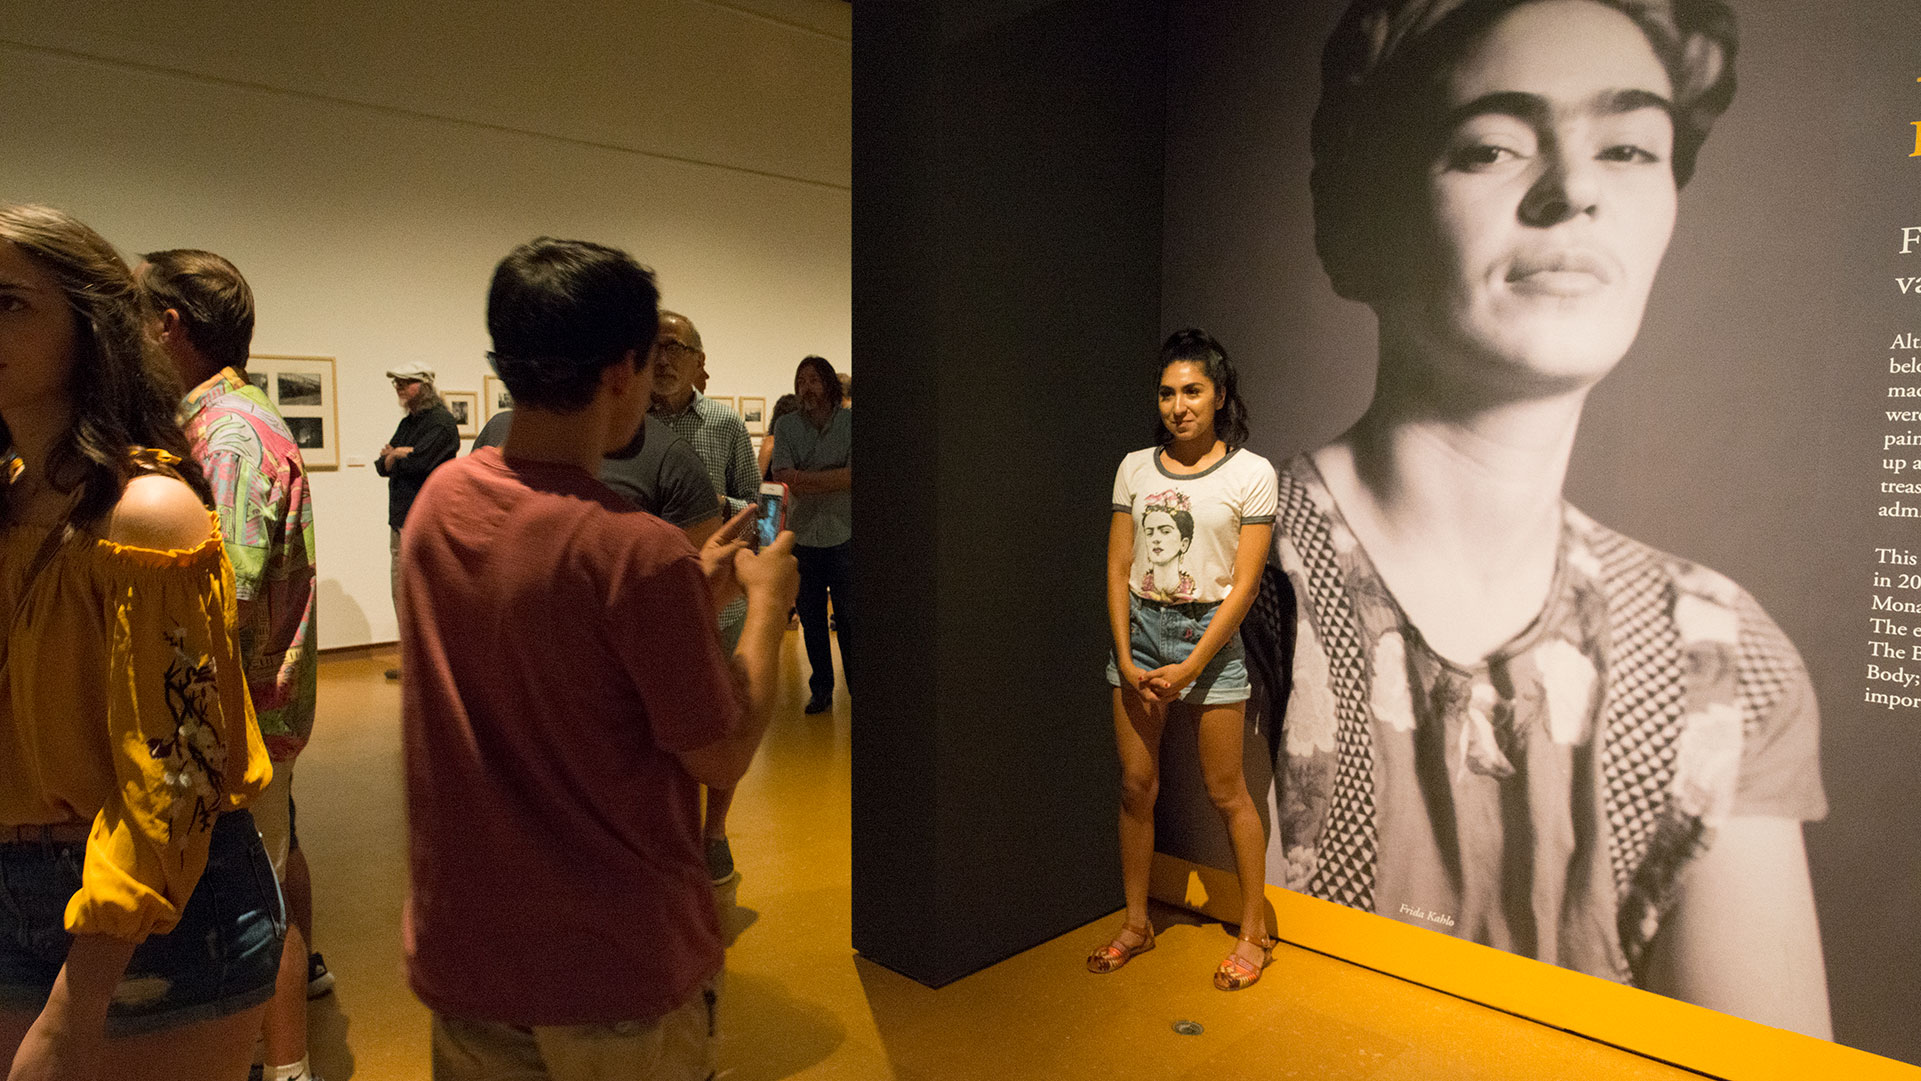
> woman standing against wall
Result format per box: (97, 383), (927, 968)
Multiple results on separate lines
(1092, 329), (1278, 990)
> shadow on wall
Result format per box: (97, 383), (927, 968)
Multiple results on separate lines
(316, 578), (371, 650)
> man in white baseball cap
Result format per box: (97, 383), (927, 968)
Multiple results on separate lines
(377, 361), (458, 679)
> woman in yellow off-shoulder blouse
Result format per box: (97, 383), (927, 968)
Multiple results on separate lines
(0, 204), (278, 1081)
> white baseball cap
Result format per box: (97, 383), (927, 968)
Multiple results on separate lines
(386, 361), (435, 382)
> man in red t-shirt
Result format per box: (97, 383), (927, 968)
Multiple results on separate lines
(399, 236), (797, 1080)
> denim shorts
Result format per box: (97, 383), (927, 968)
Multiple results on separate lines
(1106, 594), (1251, 705)
(0, 810), (285, 1037)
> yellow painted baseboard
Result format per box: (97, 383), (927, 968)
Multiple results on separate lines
(1150, 853), (1918, 1081)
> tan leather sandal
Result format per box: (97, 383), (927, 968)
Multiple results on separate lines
(1213, 934), (1274, 990)
(1086, 922), (1155, 973)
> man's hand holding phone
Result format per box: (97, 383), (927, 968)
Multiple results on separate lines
(702, 503), (798, 615)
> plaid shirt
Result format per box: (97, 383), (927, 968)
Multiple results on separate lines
(653, 391), (758, 516)
(180, 367), (318, 761)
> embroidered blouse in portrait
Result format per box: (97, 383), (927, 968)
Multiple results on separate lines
(1270, 455), (1825, 985)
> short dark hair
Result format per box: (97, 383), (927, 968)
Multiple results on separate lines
(795, 355), (843, 410)
(1154, 328), (1250, 449)
(486, 237), (659, 413)
(135, 248), (256, 370)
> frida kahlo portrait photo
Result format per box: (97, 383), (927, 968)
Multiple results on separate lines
(1152, 0), (1835, 1041)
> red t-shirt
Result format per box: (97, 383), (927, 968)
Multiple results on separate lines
(399, 448), (742, 1024)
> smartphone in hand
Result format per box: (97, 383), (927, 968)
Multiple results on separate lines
(756, 481), (788, 551)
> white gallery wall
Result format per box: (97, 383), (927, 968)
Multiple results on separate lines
(0, 0), (851, 648)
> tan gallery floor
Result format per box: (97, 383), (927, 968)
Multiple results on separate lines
(297, 636), (1707, 1080)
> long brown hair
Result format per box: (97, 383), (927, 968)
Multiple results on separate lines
(0, 204), (210, 525)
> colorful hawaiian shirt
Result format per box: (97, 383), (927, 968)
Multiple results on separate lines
(181, 367), (317, 761)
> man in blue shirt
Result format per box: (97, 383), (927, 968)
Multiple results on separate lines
(770, 355), (852, 715)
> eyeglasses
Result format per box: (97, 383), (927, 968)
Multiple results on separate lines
(655, 340), (700, 357)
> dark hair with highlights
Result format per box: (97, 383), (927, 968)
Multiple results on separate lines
(0, 204), (210, 526)
(486, 237), (659, 413)
(134, 248), (256, 370)
(1154, 328), (1250, 450)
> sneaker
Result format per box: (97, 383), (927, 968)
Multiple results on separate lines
(803, 693), (831, 715)
(383, 667), (400, 681)
(705, 836), (736, 885)
(249, 1067), (263, 1081)
(307, 951), (335, 999)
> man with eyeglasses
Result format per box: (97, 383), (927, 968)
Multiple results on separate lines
(647, 312), (759, 888)
(377, 362), (459, 680)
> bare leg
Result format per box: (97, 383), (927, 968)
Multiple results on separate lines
(1194, 700), (1269, 956)
(1, 1003), (267, 1081)
(704, 786), (735, 842)
(284, 844), (314, 949)
(108, 1004), (268, 1080)
(262, 921), (310, 1071)
(1112, 688), (1168, 932)
(0, 1009), (34, 1075)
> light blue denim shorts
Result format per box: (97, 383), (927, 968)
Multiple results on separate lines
(1105, 594), (1251, 705)
(0, 810), (284, 1037)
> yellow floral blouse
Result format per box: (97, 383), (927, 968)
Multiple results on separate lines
(0, 478), (270, 941)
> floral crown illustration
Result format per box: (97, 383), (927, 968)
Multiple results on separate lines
(1142, 489), (1192, 516)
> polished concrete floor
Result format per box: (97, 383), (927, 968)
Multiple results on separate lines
(298, 636), (1707, 1080)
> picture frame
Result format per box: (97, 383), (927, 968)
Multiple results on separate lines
(443, 391), (479, 438)
(738, 396), (767, 436)
(483, 375), (514, 422)
(248, 354), (339, 469)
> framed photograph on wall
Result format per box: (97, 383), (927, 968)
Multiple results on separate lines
(738, 396), (767, 436)
(248, 354), (338, 469)
(483, 375), (513, 422)
(443, 391), (479, 438)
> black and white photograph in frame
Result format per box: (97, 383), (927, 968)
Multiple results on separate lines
(739, 395), (767, 436)
(483, 374), (513, 422)
(248, 354), (339, 469)
(284, 416), (325, 452)
(275, 372), (323, 407)
(442, 390), (479, 439)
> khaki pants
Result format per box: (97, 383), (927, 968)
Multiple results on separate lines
(430, 983), (717, 1081)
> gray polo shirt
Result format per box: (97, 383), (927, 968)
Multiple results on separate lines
(770, 406), (852, 547)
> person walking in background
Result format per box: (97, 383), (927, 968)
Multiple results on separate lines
(647, 311), (760, 886)
(770, 355), (852, 715)
(375, 361), (457, 681)
(138, 248), (323, 1081)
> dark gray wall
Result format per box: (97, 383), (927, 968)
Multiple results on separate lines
(852, 0), (1168, 986)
